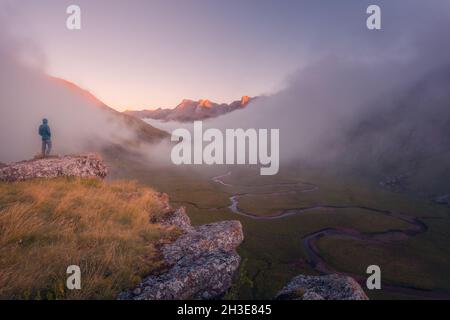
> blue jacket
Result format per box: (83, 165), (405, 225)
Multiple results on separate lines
(39, 119), (51, 141)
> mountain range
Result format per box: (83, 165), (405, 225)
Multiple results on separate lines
(124, 96), (255, 122)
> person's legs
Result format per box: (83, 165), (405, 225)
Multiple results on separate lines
(42, 140), (46, 156)
(41, 140), (51, 156)
(46, 140), (52, 155)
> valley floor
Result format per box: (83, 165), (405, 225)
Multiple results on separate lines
(107, 153), (450, 300)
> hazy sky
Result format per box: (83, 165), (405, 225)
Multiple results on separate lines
(1, 0), (445, 110)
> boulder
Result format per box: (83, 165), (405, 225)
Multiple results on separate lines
(276, 274), (369, 300)
(434, 194), (450, 206)
(162, 220), (244, 265)
(0, 153), (107, 181)
(119, 208), (244, 300)
(160, 207), (193, 232)
(123, 251), (241, 300)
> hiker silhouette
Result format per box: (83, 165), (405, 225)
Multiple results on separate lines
(38, 118), (52, 156)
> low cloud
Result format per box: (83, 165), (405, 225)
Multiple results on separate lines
(200, 1), (450, 174)
(0, 29), (139, 163)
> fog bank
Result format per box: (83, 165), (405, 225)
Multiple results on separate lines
(0, 31), (138, 163)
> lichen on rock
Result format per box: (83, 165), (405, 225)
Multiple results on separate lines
(160, 207), (194, 232)
(276, 274), (369, 300)
(0, 153), (108, 181)
(118, 208), (244, 300)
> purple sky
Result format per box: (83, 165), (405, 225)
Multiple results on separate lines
(1, 0), (447, 111)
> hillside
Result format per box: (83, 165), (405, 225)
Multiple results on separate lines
(0, 176), (176, 299)
(124, 96), (255, 122)
(0, 65), (170, 163)
(0, 154), (244, 300)
(53, 78), (169, 144)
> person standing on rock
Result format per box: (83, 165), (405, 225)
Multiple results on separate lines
(38, 118), (52, 157)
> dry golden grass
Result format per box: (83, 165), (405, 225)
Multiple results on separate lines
(0, 177), (177, 299)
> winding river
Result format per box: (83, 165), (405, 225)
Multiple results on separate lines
(210, 171), (450, 299)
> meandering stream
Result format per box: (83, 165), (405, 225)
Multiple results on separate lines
(210, 171), (450, 299)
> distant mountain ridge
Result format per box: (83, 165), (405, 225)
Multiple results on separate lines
(124, 96), (255, 122)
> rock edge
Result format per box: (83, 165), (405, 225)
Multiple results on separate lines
(118, 208), (244, 300)
(0, 153), (108, 181)
(276, 274), (369, 300)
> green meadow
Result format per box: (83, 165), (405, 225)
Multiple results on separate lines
(107, 155), (450, 300)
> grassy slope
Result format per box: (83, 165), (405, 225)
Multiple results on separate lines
(0, 177), (177, 299)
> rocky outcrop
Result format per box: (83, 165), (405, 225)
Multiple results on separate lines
(433, 194), (450, 207)
(1, 153), (243, 300)
(0, 153), (107, 181)
(160, 206), (194, 232)
(119, 207), (244, 300)
(276, 274), (368, 300)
